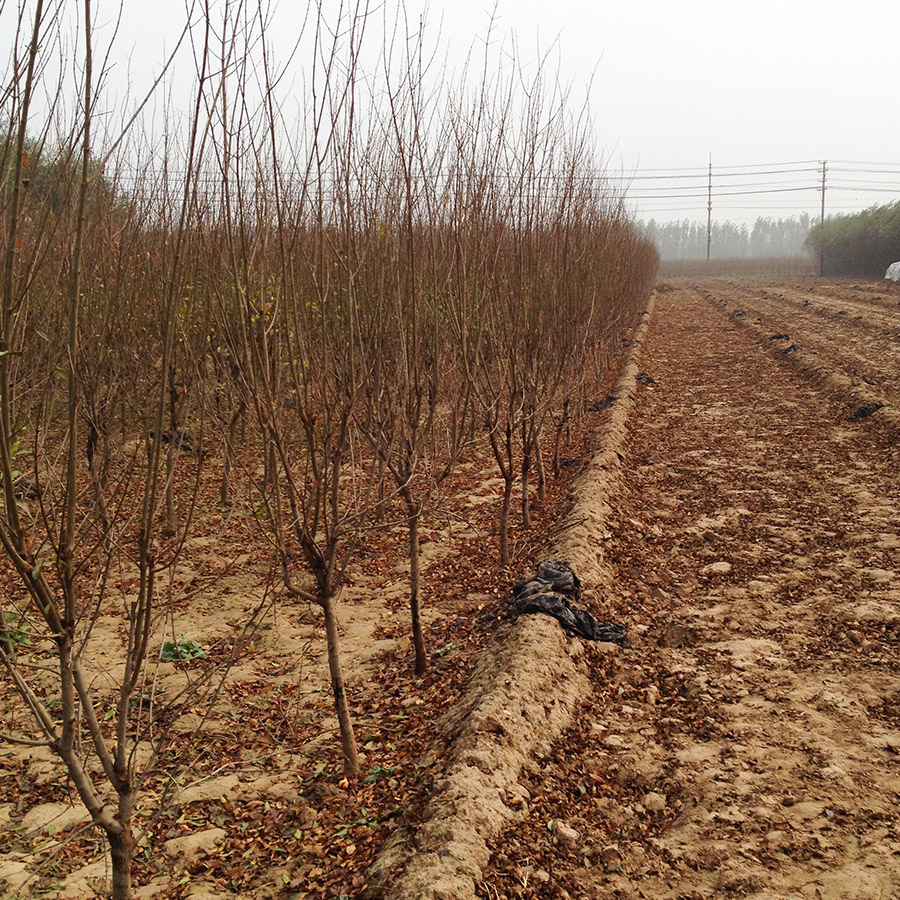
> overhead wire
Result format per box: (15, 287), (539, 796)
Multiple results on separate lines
(610, 166), (819, 182)
(629, 157), (900, 221)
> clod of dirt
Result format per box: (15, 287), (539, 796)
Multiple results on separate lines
(0, 860), (29, 897)
(164, 827), (226, 858)
(657, 622), (699, 648)
(700, 560), (732, 576)
(600, 845), (623, 873)
(553, 821), (580, 848)
(21, 801), (89, 836)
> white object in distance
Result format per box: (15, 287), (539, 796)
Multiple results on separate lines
(885, 261), (900, 281)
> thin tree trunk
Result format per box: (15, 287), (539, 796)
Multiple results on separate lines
(374, 454), (387, 522)
(406, 499), (427, 675)
(321, 596), (359, 775)
(165, 443), (177, 536)
(552, 419), (563, 479)
(87, 422), (111, 537)
(535, 435), (545, 504)
(489, 422), (515, 568)
(165, 368), (178, 536)
(520, 449), (531, 529)
(220, 400), (245, 506)
(263, 441), (276, 495)
(0, 594), (13, 657)
(220, 445), (232, 507)
(100, 425), (111, 490)
(500, 472), (513, 568)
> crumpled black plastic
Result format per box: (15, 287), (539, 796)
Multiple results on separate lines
(512, 561), (625, 645)
(588, 394), (618, 412)
(850, 402), (884, 419)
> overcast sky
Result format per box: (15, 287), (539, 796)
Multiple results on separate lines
(33, 0), (900, 224)
(406, 0), (899, 224)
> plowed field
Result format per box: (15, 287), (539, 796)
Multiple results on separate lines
(478, 279), (900, 900)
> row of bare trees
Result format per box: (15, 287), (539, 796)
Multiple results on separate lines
(0, 2), (657, 897)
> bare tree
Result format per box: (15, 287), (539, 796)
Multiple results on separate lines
(0, 4), (220, 896)
(210, 0), (379, 775)
(352, 16), (474, 675)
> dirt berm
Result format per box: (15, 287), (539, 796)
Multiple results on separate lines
(702, 287), (900, 440)
(366, 295), (656, 899)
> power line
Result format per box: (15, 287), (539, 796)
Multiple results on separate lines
(830, 159), (900, 168)
(828, 178), (900, 186)
(610, 166), (819, 182)
(831, 167), (900, 175)
(624, 158), (821, 174)
(631, 155), (900, 234)
(829, 186), (900, 193)
(628, 179), (821, 194)
(630, 186), (817, 200)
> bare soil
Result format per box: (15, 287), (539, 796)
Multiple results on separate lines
(0, 460), (515, 899)
(479, 280), (900, 899)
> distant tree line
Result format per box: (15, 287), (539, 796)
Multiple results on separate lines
(806, 202), (900, 277)
(640, 213), (813, 260)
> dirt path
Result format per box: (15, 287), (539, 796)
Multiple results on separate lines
(479, 284), (900, 899)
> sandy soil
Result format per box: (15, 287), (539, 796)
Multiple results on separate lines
(697, 278), (900, 403)
(0, 464), (497, 898)
(479, 280), (900, 899)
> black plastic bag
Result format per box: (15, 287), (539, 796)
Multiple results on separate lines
(512, 561), (625, 645)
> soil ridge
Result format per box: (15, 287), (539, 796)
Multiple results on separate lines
(366, 297), (656, 900)
(700, 285), (900, 438)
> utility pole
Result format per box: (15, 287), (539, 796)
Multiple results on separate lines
(707, 153), (712, 262)
(819, 160), (827, 276)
